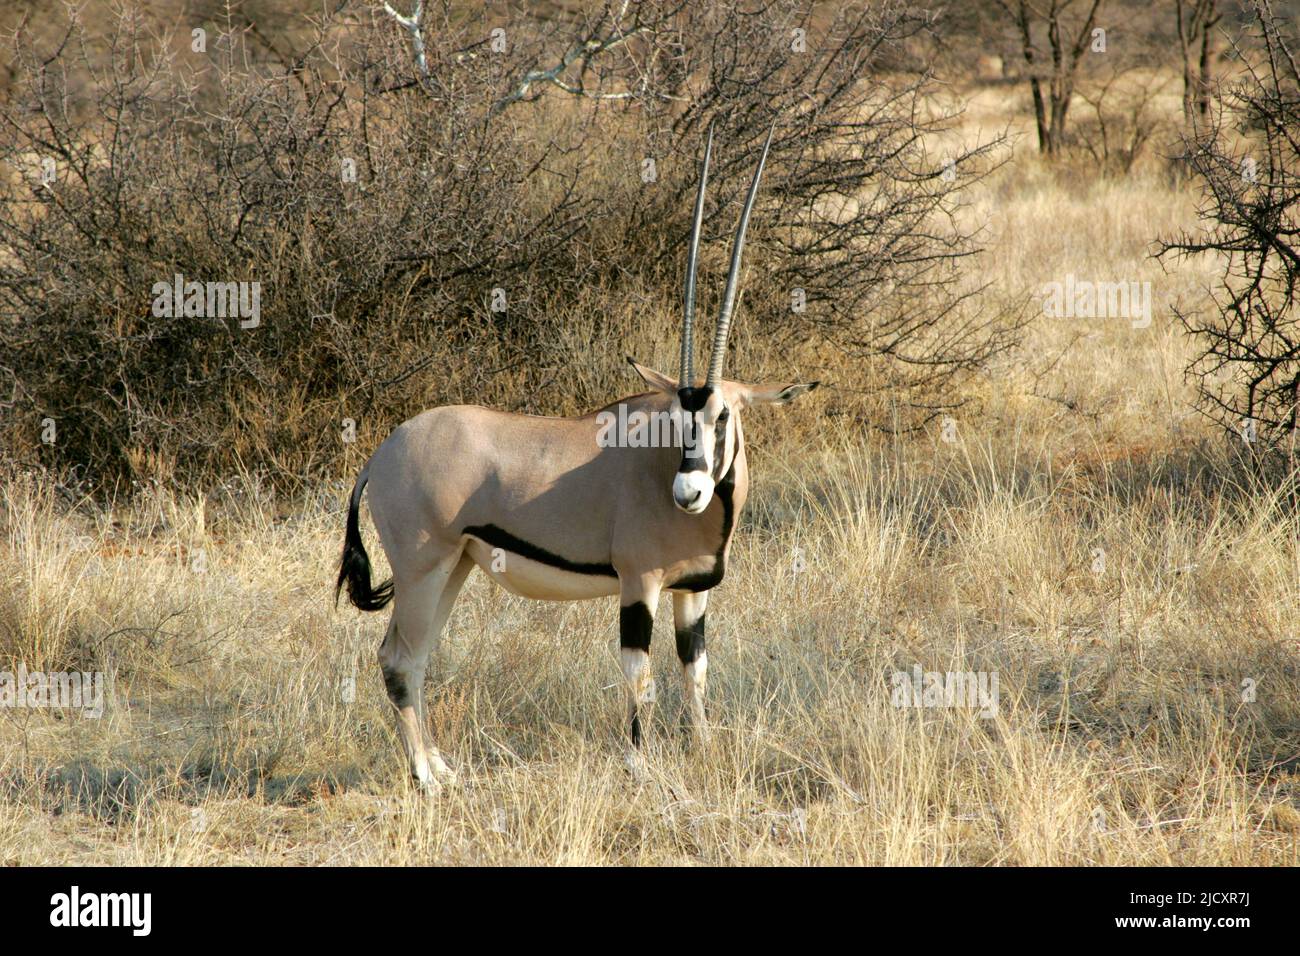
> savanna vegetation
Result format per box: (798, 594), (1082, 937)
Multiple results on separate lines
(0, 0), (1296, 865)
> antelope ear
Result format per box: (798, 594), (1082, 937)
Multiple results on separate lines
(626, 357), (678, 394)
(738, 380), (820, 406)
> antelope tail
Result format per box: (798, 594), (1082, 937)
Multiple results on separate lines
(335, 467), (394, 612)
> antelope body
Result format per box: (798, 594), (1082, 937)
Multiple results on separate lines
(336, 122), (816, 789)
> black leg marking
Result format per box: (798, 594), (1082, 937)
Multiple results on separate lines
(630, 712), (643, 747)
(381, 665), (410, 708)
(675, 613), (706, 665)
(619, 602), (654, 652)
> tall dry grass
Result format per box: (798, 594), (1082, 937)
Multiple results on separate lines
(1, 415), (1297, 863)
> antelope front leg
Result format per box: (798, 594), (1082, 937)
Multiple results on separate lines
(619, 575), (662, 750)
(673, 590), (710, 744)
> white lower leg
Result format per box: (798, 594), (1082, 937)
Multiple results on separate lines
(682, 651), (710, 741)
(416, 695), (456, 784)
(381, 645), (442, 791)
(673, 591), (710, 743)
(621, 648), (655, 746)
(394, 703), (436, 789)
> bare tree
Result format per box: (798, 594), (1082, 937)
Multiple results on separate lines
(1175, 0), (1223, 129)
(1071, 12), (1176, 175)
(995, 0), (1106, 154)
(1158, 0), (1299, 459)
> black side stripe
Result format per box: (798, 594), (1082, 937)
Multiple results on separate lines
(462, 524), (617, 577)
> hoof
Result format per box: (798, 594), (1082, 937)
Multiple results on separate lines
(410, 760), (442, 796)
(430, 755), (459, 787)
(623, 747), (648, 782)
(433, 766), (458, 788)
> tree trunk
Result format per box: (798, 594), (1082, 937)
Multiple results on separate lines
(1014, 1), (1052, 153)
(1031, 76), (1052, 153)
(1197, 26), (1213, 122)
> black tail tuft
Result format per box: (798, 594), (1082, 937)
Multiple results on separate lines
(335, 471), (394, 612)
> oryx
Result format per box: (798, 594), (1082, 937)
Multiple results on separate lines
(336, 121), (817, 790)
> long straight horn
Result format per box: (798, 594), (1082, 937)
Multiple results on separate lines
(706, 120), (775, 388)
(681, 118), (716, 388)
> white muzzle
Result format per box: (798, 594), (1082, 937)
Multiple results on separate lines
(673, 471), (714, 514)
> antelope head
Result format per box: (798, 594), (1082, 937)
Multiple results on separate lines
(630, 119), (818, 515)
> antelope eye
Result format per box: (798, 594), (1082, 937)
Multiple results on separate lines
(717, 407), (730, 423)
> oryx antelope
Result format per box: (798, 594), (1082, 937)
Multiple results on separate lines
(336, 121), (817, 790)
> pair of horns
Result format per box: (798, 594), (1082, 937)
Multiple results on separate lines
(680, 117), (776, 389)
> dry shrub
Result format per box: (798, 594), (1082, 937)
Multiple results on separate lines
(0, 0), (1015, 493)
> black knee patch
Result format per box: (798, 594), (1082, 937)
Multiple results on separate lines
(675, 613), (706, 664)
(381, 665), (410, 708)
(619, 602), (654, 652)
(630, 711), (643, 747)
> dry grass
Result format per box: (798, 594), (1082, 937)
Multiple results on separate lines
(2, 83), (1299, 866)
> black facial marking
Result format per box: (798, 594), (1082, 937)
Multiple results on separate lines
(669, 462), (736, 592)
(381, 665), (409, 708)
(676, 386), (711, 473)
(679, 440), (708, 472)
(463, 524), (616, 577)
(619, 601), (654, 651)
(676, 386), (713, 412)
(675, 613), (706, 664)
(711, 411), (728, 481)
(676, 386), (717, 474)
